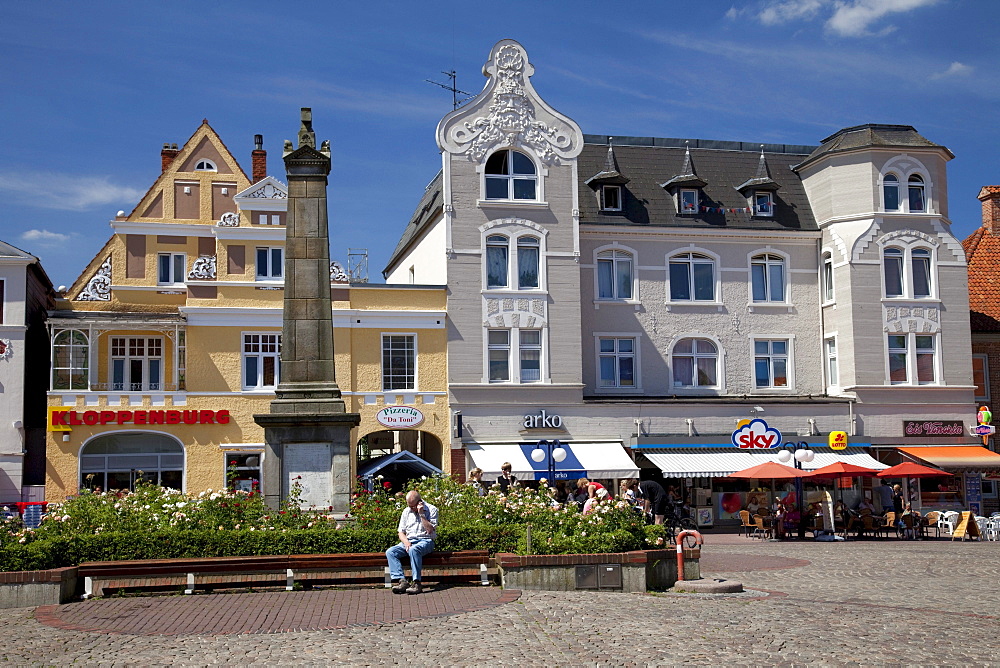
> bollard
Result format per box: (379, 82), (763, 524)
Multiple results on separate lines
(675, 529), (704, 581)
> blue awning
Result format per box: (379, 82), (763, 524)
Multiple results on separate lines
(466, 442), (639, 481)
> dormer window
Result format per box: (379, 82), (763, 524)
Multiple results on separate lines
(485, 150), (536, 201)
(754, 191), (774, 217)
(883, 173), (900, 211)
(194, 159), (217, 172)
(908, 174), (925, 212)
(679, 189), (698, 215)
(601, 185), (622, 211)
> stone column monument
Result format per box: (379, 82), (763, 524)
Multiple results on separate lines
(254, 108), (360, 511)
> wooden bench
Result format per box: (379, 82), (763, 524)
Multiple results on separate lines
(77, 551), (492, 598)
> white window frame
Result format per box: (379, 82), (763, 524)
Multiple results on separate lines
(110, 336), (164, 392)
(483, 149), (539, 202)
(678, 188), (699, 215)
(382, 333), (416, 391)
(753, 338), (792, 391)
(225, 452), (263, 493)
(485, 234), (509, 289)
(753, 191), (774, 217)
(256, 246), (284, 280)
(482, 228), (545, 293)
(242, 332), (281, 390)
(595, 333), (641, 392)
(594, 245), (637, 303)
(51, 329), (90, 391)
(882, 173), (900, 211)
(973, 353), (991, 402)
(886, 333), (939, 386)
(484, 327), (547, 384)
(158, 252), (186, 285)
(749, 252), (787, 304)
(670, 337), (720, 390)
(667, 251), (717, 304)
(881, 244), (935, 300)
(880, 157), (933, 214)
(824, 336), (839, 389)
(194, 159), (217, 172)
(257, 214), (282, 226)
(908, 174), (926, 213)
(821, 251), (834, 304)
(601, 185), (622, 212)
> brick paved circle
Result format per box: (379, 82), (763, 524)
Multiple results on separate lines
(35, 587), (521, 636)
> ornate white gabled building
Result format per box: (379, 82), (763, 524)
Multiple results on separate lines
(385, 39), (989, 518)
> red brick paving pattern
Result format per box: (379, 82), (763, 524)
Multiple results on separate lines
(35, 587), (521, 636)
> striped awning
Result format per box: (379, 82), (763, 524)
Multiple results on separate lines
(466, 442), (639, 481)
(643, 448), (887, 478)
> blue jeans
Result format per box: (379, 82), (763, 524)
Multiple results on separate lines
(386, 538), (435, 581)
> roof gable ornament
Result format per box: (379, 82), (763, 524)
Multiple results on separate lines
(659, 141), (708, 191)
(436, 39), (583, 165)
(76, 256), (112, 301)
(585, 139), (630, 188)
(736, 146), (780, 193)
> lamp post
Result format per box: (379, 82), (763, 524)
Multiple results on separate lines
(777, 441), (815, 540)
(530, 439), (567, 485)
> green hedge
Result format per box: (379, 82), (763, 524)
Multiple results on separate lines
(0, 525), (528, 572)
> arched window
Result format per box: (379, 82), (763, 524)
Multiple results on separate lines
(597, 249), (634, 300)
(669, 252), (715, 302)
(883, 173), (900, 211)
(484, 150), (536, 200)
(672, 338), (718, 388)
(517, 236), (539, 289)
(486, 235), (509, 288)
(52, 330), (89, 390)
(750, 254), (785, 303)
(911, 247), (932, 298)
(194, 159), (217, 172)
(883, 247), (904, 297)
(821, 252), (834, 303)
(80, 433), (184, 492)
(908, 174), (925, 212)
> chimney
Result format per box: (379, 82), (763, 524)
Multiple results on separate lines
(161, 143), (179, 172)
(978, 186), (1000, 234)
(252, 134), (267, 184)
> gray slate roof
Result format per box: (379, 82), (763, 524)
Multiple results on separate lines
(0, 240), (37, 259)
(384, 172), (443, 277)
(579, 135), (818, 231)
(794, 124), (952, 171)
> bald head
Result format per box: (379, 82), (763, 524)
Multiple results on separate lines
(406, 490), (422, 510)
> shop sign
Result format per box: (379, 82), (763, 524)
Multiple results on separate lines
(523, 409), (564, 430)
(49, 409), (231, 430)
(731, 418), (782, 449)
(903, 420), (964, 437)
(978, 406), (992, 425)
(973, 425), (996, 437)
(829, 431), (848, 450)
(375, 406), (423, 429)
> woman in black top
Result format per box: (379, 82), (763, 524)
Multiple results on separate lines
(496, 462), (517, 493)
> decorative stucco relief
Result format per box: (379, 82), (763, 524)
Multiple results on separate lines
(483, 296), (547, 328)
(217, 212), (240, 227)
(77, 256), (112, 301)
(437, 40), (583, 164)
(187, 255), (217, 280)
(884, 304), (940, 333)
(242, 181), (287, 199)
(330, 261), (348, 283)
(0, 339), (12, 361)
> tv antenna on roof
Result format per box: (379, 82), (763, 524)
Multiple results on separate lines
(426, 70), (473, 110)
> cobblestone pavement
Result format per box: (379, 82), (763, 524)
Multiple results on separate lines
(2, 538), (999, 665)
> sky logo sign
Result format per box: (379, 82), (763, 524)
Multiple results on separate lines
(731, 418), (782, 449)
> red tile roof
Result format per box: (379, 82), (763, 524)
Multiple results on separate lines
(964, 224), (1000, 331)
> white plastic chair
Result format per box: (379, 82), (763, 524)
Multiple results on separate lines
(976, 516), (989, 538)
(987, 517), (1000, 541)
(938, 511), (959, 536)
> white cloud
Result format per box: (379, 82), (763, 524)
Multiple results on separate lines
(0, 171), (143, 211)
(931, 61), (972, 79)
(759, 0), (827, 25)
(825, 0), (941, 37)
(20, 229), (71, 245)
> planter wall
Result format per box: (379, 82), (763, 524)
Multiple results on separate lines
(496, 548), (700, 592)
(0, 567), (77, 608)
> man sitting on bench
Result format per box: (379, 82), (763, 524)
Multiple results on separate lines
(386, 490), (439, 595)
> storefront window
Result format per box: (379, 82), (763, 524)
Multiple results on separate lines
(80, 433), (184, 492)
(225, 453), (261, 492)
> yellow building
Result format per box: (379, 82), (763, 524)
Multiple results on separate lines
(45, 122), (448, 502)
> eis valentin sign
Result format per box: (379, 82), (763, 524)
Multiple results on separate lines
(732, 419), (782, 449)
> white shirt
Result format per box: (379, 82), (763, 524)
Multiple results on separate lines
(397, 501), (439, 540)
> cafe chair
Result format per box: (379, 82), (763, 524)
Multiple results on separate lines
(738, 510), (755, 538)
(752, 514), (773, 540)
(937, 511), (959, 536)
(923, 511), (940, 538)
(878, 513), (898, 539)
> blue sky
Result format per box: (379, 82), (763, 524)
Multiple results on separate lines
(1, 0), (997, 289)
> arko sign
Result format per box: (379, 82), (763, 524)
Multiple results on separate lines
(732, 418), (782, 449)
(375, 406), (424, 429)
